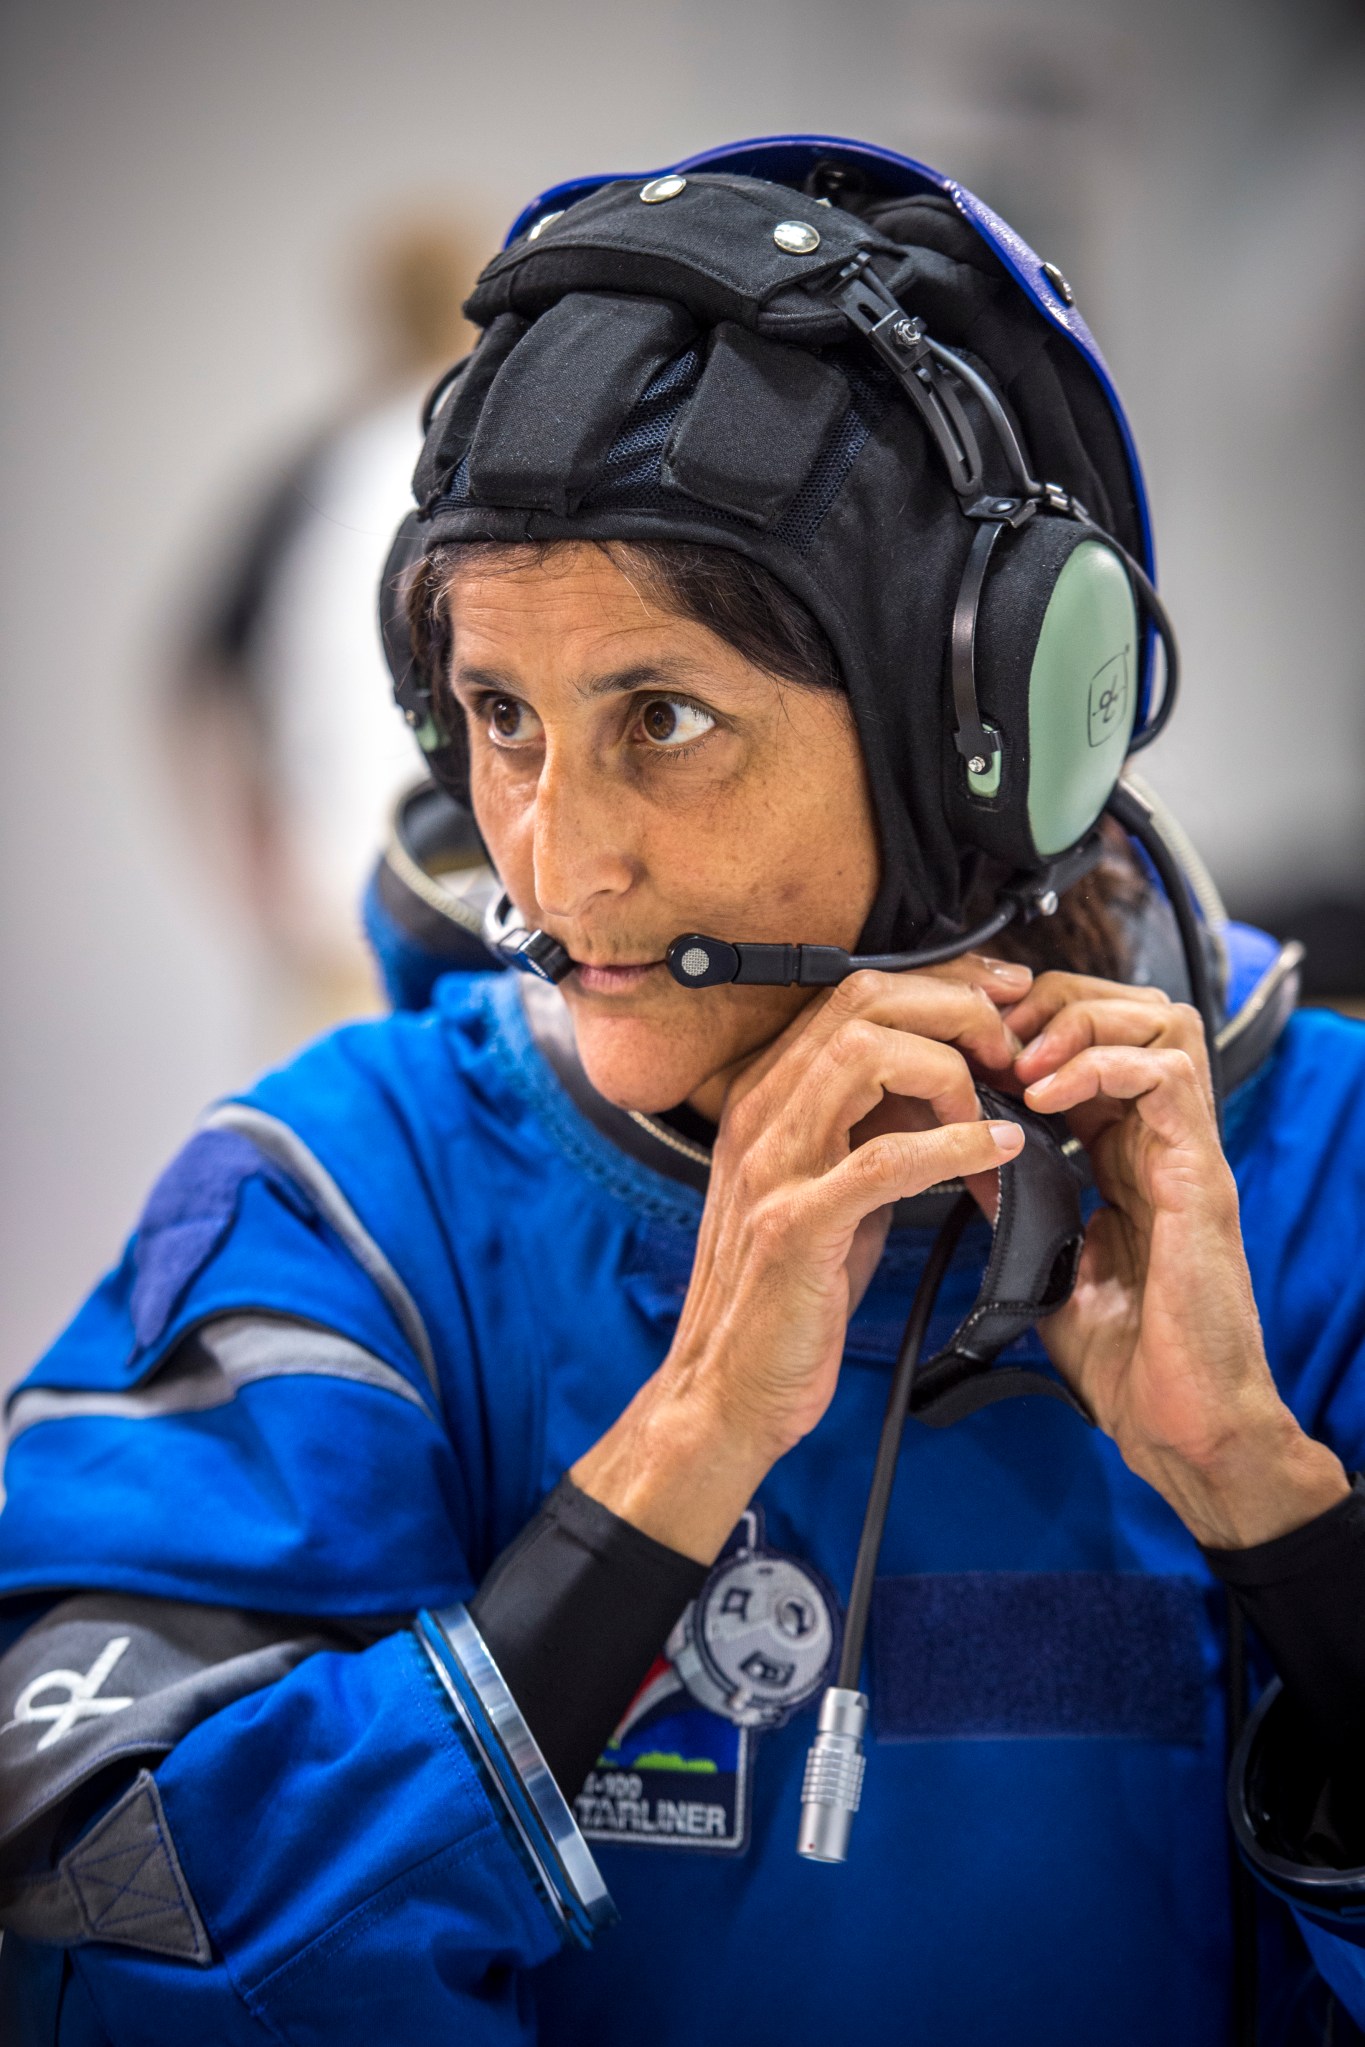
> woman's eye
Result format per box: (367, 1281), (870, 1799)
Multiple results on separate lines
(638, 697), (716, 750)
(486, 696), (540, 745)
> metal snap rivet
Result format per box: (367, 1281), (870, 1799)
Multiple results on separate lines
(641, 175), (686, 204)
(526, 210), (565, 241)
(773, 220), (821, 254)
(1041, 261), (1075, 306)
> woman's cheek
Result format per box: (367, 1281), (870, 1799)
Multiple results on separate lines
(470, 761), (534, 894)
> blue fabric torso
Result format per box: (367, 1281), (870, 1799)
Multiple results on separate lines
(5, 969), (1365, 2046)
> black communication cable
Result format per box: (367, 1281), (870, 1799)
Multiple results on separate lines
(837, 1193), (976, 1691)
(835, 784), (1226, 1711)
(799, 1191), (978, 1863)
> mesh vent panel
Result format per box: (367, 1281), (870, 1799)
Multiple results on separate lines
(431, 337), (892, 556)
(437, 453), (471, 506)
(771, 356), (889, 553)
(585, 346), (703, 503)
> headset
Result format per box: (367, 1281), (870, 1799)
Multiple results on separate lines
(382, 137), (1190, 1036)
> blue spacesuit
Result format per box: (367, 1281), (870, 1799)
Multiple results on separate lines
(2, 911), (1364, 2045)
(5, 129), (1364, 2047)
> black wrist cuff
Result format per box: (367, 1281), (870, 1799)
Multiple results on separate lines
(1202, 1472), (1365, 1754)
(470, 1475), (708, 1801)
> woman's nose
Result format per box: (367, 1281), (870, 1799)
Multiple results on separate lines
(530, 745), (639, 921)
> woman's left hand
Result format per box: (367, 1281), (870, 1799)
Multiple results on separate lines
(1005, 973), (1348, 1548)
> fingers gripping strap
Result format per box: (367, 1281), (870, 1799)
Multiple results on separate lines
(910, 1087), (1090, 1429)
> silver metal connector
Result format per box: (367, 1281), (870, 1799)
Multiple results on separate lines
(797, 1685), (868, 1863)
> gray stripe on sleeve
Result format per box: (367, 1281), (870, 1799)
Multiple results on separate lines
(7, 1314), (433, 1443)
(206, 1315), (433, 1411)
(201, 1101), (442, 1406)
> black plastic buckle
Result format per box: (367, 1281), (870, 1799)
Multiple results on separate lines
(827, 256), (987, 498)
(964, 492), (1037, 528)
(1003, 833), (1106, 924)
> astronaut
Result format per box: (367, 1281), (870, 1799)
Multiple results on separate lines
(3, 137), (1365, 2047)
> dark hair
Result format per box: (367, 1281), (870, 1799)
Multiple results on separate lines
(407, 537), (1142, 978)
(406, 537), (842, 706)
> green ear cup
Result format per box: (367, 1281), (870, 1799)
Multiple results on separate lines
(950, 518), (1141, 872)
(1026, 539), (1137, 857)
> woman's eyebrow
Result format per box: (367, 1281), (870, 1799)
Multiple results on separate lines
(451, 659), (710, 701)
(574, 660), (703, 701)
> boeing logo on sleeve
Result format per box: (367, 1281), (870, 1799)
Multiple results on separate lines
(1, 1636), (134, 1751)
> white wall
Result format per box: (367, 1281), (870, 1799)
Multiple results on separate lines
(3, 0), (1363, 1388)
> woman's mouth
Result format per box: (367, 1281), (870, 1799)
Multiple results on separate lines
(573, 959), (664, 994)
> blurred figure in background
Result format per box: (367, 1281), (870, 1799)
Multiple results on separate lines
(165, 215), (481, 1053)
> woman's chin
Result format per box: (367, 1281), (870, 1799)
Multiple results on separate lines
(565, 1004), (716, 1116)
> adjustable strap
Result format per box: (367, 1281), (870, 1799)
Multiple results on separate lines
(825, 252), (1041, 505)
(911, 1086), (1092, 1429)
(826, 257), (986, 496)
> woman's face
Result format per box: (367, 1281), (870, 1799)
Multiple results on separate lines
(447, 544), (880, 1118)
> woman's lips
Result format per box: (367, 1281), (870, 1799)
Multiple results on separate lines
(573, 960), (664, 994)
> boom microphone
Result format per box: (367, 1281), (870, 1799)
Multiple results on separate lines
(484, 838), (1103, 990)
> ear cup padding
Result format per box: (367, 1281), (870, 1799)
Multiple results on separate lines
(949, 517), (1138, 866)
(1025, 537), (1137, 855)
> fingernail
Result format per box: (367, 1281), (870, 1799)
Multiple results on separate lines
(1020, 1027), (1054, 1062)
(988, 1121), (1025, 1154)
(978, 957), (1033, 983)
(1023, 1075), (1055, 1101)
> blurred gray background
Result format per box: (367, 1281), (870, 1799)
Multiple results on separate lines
(3, 0), (1364, 1394)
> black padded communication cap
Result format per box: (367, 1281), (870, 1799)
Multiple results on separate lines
(395, 170), (1142, 950)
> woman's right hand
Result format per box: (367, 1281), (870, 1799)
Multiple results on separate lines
(571, 957), (1032, 1561)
